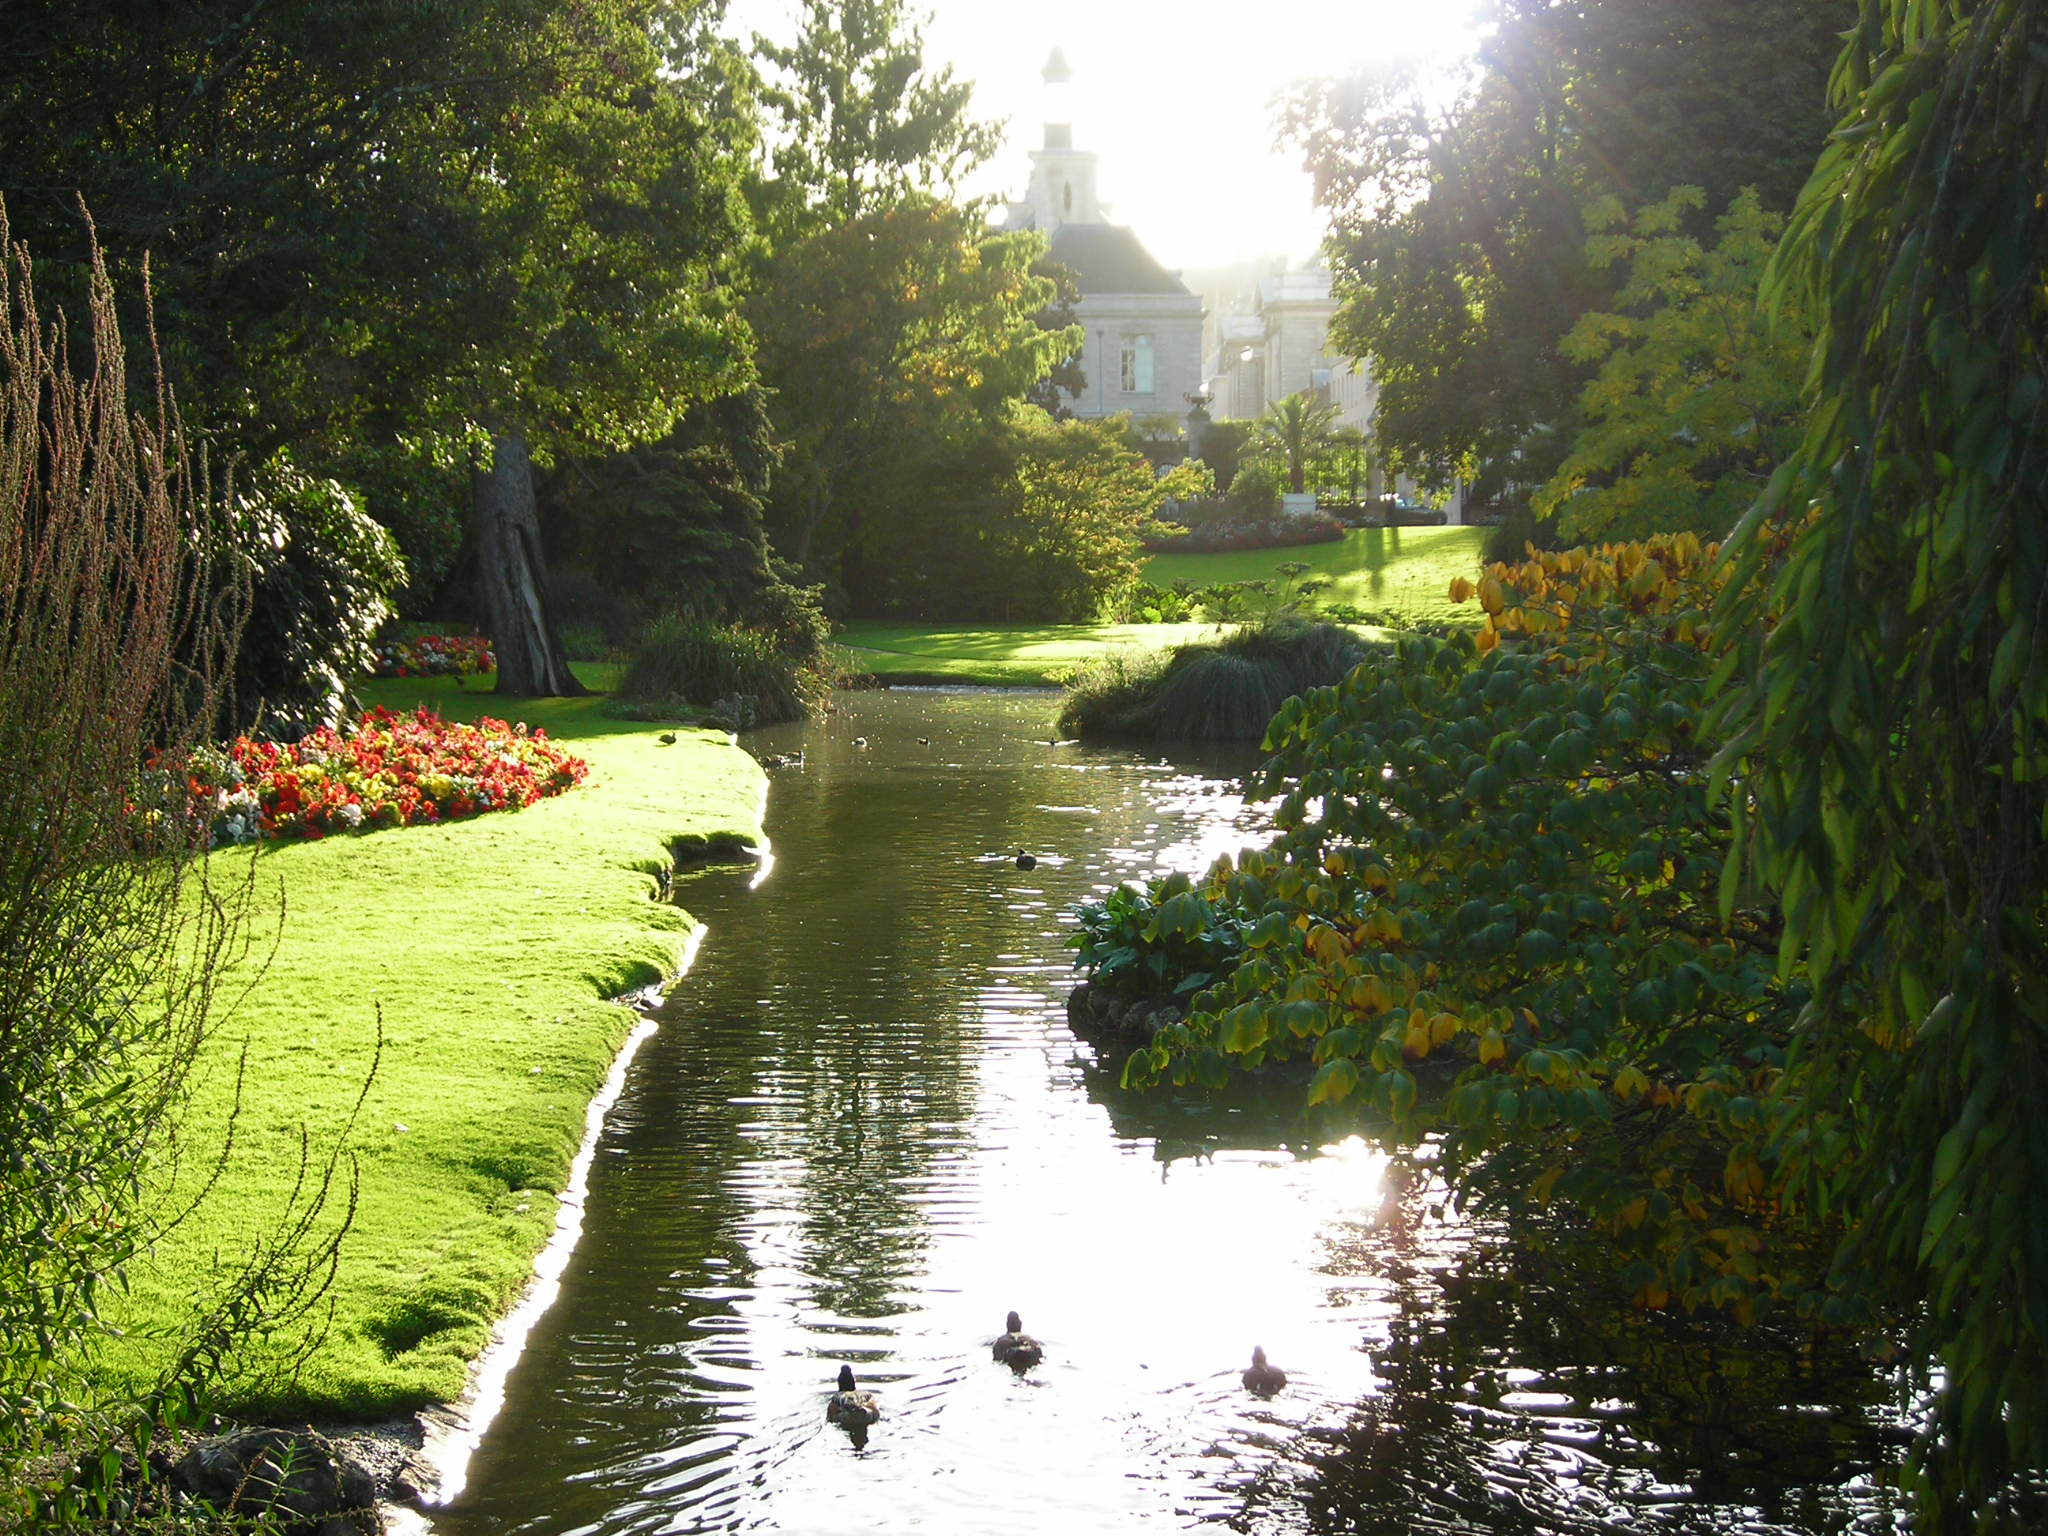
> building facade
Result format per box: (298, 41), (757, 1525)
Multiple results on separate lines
(1003, 51), (1205, 426)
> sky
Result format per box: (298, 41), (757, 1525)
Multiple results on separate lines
(724, 0), (1485, 271)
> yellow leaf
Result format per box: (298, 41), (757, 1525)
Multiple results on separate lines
(1614, 1064), (1649, 1100)
(1617, 1197), (1648, 1230)
(1531, 1166), (1563, 1205)
(1404, 1020), (1432, 1058)
(1429, 1011), (1460, 1047)
(1476, 625), (1500, 654)
(1448, 575), (1476, 603)
(1478, 574), (1506, 614)
(1479, 1028), (1507, 1065)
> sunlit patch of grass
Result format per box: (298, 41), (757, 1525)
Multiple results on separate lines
(833, 621), (1222, 687)
(835, 530), (1485, 689)
(1142, 525), (1489, 629)
(93, 666), (764, 1419)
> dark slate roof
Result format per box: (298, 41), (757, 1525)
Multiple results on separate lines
(1047, 222), (1190, 296)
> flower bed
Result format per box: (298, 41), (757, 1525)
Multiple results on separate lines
(1141, 513), (1346, 554)
(371, 633), (495, 678)
(188, 707), (587, 845)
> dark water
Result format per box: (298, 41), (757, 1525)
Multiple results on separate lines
(432, 689), (1907, 1536)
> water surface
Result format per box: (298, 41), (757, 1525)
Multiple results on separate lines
(435, 689), (1905, 1536)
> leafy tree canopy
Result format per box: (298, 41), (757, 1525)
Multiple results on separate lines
(1536, 187), (1812, 544)
(750, 199), (1075, 599)
(1288, 0), (1850, 491)
(750, 0), (1001, 237)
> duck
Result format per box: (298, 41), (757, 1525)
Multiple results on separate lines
(1242, 1346), (1286, 1396)
(992, 1310), (1044, 1372)
(657, 731), (677, 745)
(1014, 849), (1037, 871)
(826, 1364), (881, 1430)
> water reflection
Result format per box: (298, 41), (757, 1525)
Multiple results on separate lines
(433, 689), (1904, 1536)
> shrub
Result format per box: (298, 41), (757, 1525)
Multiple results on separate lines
(1480, 498), (1562, 564)
(1, 202), (348, 1520)
(618, 611), (830, 729)
(232, 459), (409, 738)
(1060, 617), (1374, 740)
(1071, 874), (1247, 998)
(1223, 459), (1283, 519)
(1141, 512), (1345, 554)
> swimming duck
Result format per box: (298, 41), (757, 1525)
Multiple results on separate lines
(1014, 849), (1037, 871)
(1242, 1346), (1286, 1395)
(826, 1364), (881, 1430)
(992, 1310), (1044, 1372)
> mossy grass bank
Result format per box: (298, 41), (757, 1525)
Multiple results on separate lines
(94, 667), (764, 1420)
(1143, 524), (1488, 629)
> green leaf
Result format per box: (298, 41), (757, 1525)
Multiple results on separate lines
(1307, 1058), (1360, 1105)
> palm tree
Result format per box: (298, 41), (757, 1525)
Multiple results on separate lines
(1253, 392), (1345, 496)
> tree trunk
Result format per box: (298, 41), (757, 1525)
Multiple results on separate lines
(473, 432), (587, 697)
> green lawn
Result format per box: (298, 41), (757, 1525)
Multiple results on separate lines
(835, 621), (1223, 686)
(1143, 524), (1490, 629)
(838, 526), (1490, 687)
(97, 668), (764, 1418)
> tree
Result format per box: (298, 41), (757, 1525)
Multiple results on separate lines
(0, 1), (762, 699)
(743, 0), (1075, 608)
(1536, 187), (1812, 544)
(1288, 0), (1850, 492)
(749, 0), (1000, 238)
(1104, 535), (1839, 1324)
(749, 199), (1074, 603)
(1252, 392), (1345, 496)
(442, 5), (759, 695)
(859, 408), (1210, 620)
(1714, 0), (2048, 1520)
(541, 386), (787, 631)
(1023, 256), (1089, 420)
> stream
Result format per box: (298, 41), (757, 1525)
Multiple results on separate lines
(431, 688), (1907, 1536)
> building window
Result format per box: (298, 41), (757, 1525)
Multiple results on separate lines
(1119, 334), (1154, 394)
(1063, 180), (1073, 215)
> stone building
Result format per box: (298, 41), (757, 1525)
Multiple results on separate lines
(1002, 51), (1205, 425)
(1205, 265), (1463, 520)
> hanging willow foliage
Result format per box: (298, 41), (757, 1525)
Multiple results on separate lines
(1712, 0), (2048, 1523)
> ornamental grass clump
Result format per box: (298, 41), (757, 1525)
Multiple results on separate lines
(619, 611), (830, 728)
(1060, 618), (1374, 741)
(0, 201), (353, 1523)
(186, 707), (588, 844)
